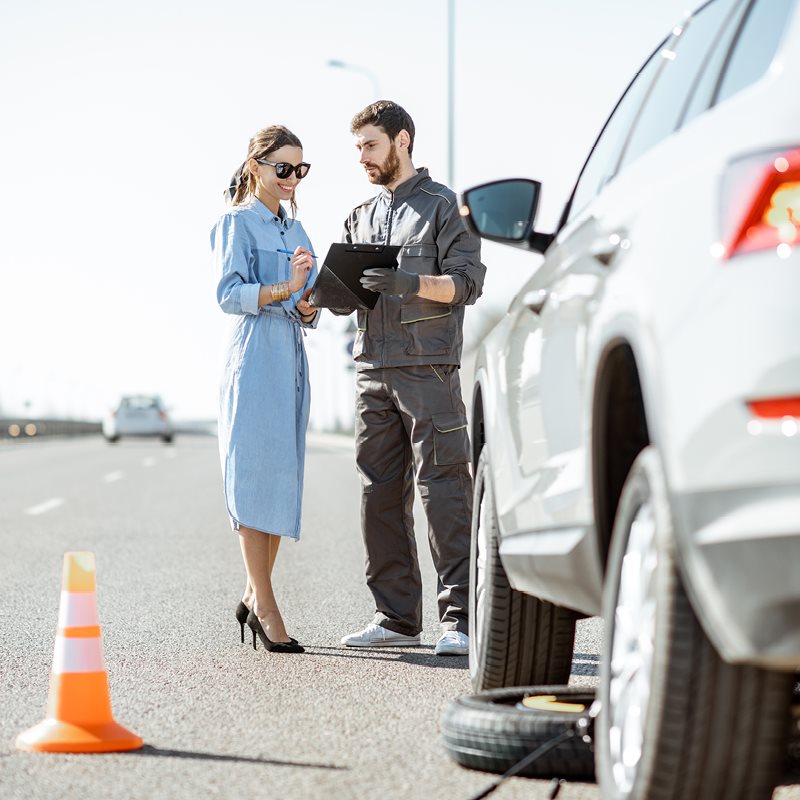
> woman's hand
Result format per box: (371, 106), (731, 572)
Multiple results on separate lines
(296, 287), (317, 320)
(288, 247), (315, 294)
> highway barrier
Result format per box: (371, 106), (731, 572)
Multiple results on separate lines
(0, 418), (101, 441)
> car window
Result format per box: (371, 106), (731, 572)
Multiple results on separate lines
(565, 43), (664, 222)
(122, 396), (159, 410)
(714, 0), (795, 105)
(617, 0), (738, 172)
(679, 0), (749, 126)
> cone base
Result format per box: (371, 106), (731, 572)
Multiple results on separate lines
(16, 718), (143, 753)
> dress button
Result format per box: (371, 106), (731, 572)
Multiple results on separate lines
(273, 216), (279, 222)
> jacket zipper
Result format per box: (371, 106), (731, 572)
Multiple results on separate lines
(384, 195), (394, 245)
(381, 195), (394, 367)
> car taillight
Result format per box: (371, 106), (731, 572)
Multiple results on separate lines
(722, 147), (800, 259)
(747, 396), (800, 418)
(159, 411), (167, 420)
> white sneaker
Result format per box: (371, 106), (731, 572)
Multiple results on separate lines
(435, 630), (469, 656)
(340, 623), (421, 648)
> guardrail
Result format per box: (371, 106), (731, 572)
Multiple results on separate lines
(0, 418), (102, 441)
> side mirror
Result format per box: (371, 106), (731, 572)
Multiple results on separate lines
(460, 178), (552, 253)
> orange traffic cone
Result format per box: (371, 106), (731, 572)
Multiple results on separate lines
(16, 551), (143, 753)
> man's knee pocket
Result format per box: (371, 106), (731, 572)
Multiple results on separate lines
(431, 411), (470, 467)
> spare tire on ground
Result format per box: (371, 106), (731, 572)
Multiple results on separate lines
(440, 685), (596, 780)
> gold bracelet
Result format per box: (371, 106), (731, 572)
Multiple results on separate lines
(272, 281), (290, 302)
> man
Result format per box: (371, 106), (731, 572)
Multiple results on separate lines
(337, 101), (486, 656)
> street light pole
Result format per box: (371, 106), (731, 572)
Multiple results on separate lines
(447, 0), (455, 188)
(326, 58), (381, 101)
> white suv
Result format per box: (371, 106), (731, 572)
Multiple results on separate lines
(460, 0), (800, 797)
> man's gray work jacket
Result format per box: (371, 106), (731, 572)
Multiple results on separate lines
(342, 168), (486, 370)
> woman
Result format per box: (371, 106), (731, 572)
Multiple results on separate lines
(211, 125), (319, 654)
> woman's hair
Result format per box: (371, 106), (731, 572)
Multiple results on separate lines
(227, 125), (303, 214)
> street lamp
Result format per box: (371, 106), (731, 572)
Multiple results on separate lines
(326, 58), (381, 100)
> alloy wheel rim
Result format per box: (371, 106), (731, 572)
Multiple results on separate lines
(608, 498), (658, 796)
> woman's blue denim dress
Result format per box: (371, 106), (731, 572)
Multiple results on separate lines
(211, 197), (318, 539)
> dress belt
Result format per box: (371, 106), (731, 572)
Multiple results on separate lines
(259, 305), (305, 394)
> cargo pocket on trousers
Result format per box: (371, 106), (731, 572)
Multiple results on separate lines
(432, 412), (470, 466)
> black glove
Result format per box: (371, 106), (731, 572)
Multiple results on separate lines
(360, 267), (420, 297)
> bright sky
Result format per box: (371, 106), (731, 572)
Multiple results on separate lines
(0, 0), (692, 421)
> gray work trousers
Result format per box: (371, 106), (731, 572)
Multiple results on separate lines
(355, 365), (473, 636)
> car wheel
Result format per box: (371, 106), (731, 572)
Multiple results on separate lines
(469, 447), (577, 691)
(597, 446), (793, 800)
(105, 435), (119, 443)
(440, 685), (595, 779)
(161, 435), (173, 444)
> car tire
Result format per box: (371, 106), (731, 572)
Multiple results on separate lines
(469, 448), (577, 691)
(597, 446), (793, 800)
(440, 685), (596, 779)
(162, 435), (173, 444)
(105, 435), (119, 443)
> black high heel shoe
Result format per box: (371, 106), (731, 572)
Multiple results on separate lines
(235, 601), (250, 643)
(246, 611), (304, 653)
(237, 601), (299, 647)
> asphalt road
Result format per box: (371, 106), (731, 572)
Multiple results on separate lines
(0, 435), (796, 800)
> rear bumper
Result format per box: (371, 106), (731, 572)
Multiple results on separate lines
(103, 422), (172, 437)
(672, 486), (800, 669)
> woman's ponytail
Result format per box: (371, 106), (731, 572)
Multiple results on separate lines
(226, 161), (251, 206)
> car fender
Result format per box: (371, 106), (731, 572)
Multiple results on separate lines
(470, 313), (522, 540)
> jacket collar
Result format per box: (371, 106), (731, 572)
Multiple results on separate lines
(380, 167), (430, 203)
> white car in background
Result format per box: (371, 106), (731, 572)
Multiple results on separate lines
(103, 395), (174, 443)
(460, 0), (800, 797)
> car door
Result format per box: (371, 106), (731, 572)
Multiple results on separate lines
(496, 35), (668, 545)
(498, 0), (747, 575)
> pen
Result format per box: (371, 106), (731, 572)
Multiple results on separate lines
(277, 248), (317, 258)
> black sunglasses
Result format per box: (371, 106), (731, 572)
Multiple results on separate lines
(255, 158), (311, 180)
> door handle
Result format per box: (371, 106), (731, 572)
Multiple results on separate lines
(522, 289), (549, 314)
(590, 231), (629, 265)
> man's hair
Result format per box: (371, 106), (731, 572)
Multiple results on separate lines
(350, 101), (415, 157)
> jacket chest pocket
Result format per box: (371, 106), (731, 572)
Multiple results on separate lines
(399, 243), (438, 276)
(400, 303), (453, 356)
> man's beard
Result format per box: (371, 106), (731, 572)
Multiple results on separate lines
(366, 144), (401, 185)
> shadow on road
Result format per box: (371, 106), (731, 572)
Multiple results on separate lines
(130, 745), (347, 771)
(305, 645), (468, 669)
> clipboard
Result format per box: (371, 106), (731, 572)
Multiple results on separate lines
(309, 243), (401, 310)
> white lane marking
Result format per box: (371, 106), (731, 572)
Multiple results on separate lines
(103, 471), (124, 483)
(141, 457), (157, 468)
(26, 497), (65, 516)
